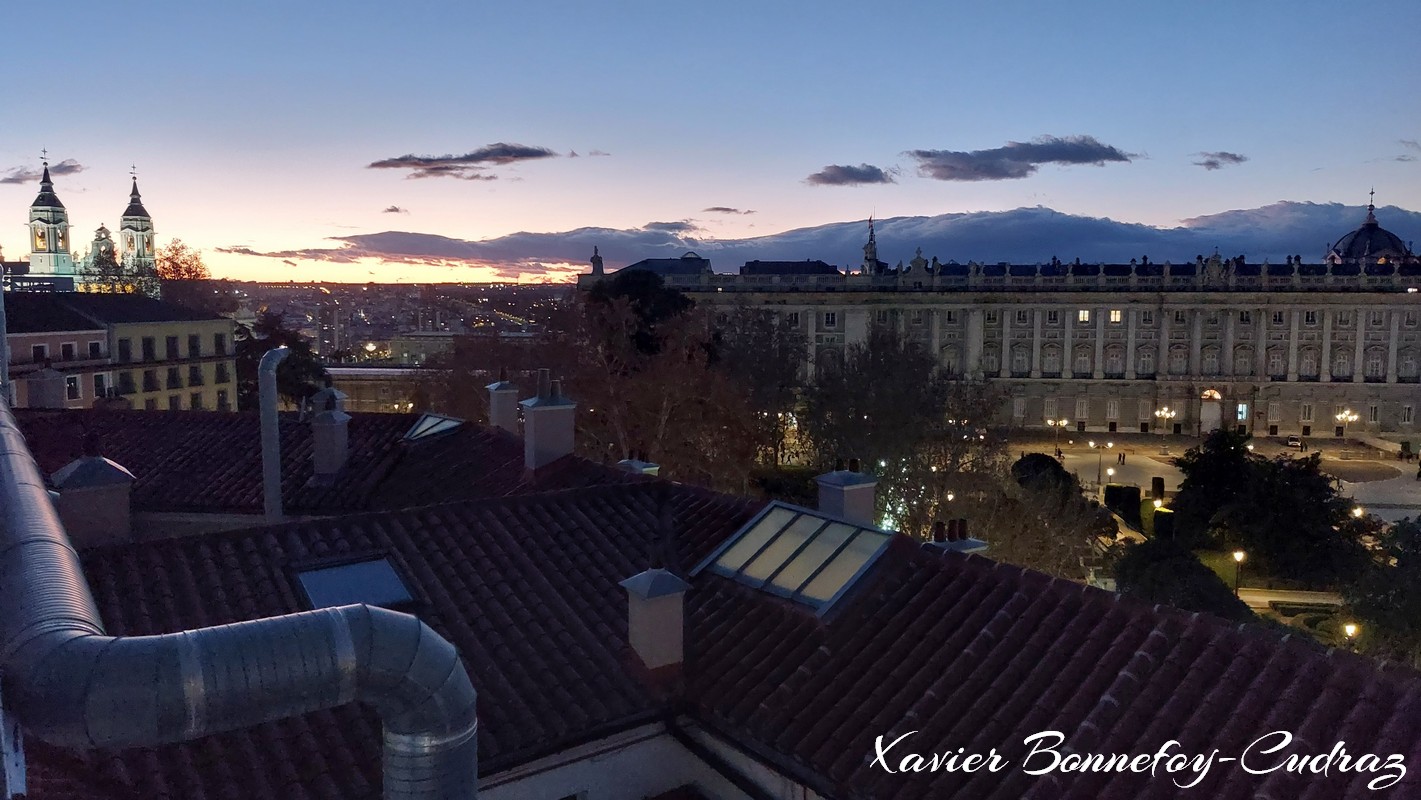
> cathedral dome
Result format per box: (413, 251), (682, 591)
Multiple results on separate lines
(1331, 203), (1411, 261)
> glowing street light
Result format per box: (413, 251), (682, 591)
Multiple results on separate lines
(1155, 406), (1177, 454)
(1232, 550), (1246, 597)
(1088, 440), (1114, 485)
(1352, 506), (1365, 519)
(1045, 417), (1069, 454)
(1152, 498), (1164, 509)
(1344, 622), (1359, 639)
(1335, 408), (1359, 439)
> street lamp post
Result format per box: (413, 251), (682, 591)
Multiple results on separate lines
(1232, 550), (1246, 597)
(1335, 408), (1358, 439)
(1089, 440), (1114, 486)
(1154, 406), (1176, 454)
(1045, 418), (1068, 456)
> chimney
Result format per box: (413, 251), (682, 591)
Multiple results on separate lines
(814, 457), (878, 526)
(25, 366), (67, 409)
(486, 368), (519, 435)
(926, 517), (988, 555)
(309, 384), (350, 480)
(619, 568), (689, 671)
(617, 450), (660, 476)
(259, 347), (290, 522)
(519, 369), (575, 471)
(52, 438), (135, 549)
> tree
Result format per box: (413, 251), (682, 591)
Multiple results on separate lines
(707, 307), (808, 464)
(155, 239), (210, 281)
(798, 325), (1007, 536)
(1347, 519), (1421, 668)
(977, 454), (1117, 579)
(234, 311), (328, 409)
(80, 231), (160, 297)
(1113, 537), (1255, 622)
(1170, 430), (1368, 588)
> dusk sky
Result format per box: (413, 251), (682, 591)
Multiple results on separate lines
(5, 0), (1419, 283)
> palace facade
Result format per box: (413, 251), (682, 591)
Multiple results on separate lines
(581, 206), (1421, 445)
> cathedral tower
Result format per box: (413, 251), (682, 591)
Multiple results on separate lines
(28, 161), (76, 284)
(119, 176), (156, 276)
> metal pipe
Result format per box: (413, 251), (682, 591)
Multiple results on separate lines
(0, 263), (10, 403)
(0, 397), (478, 799)
(259, 346), (290, 522)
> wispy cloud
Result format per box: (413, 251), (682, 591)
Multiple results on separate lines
(806, 163), (897, 186)
(907, 135), (1133, 181)
(703, 206), (755, 215)
(1396, 155), (1418, 163)
(643, 221), (701, 233)
(1401, 139), (1421, 152)
(0, 158), (86, 185)
(367, 143), (558, 180)
(587, 149), (611, 157)
(382, 205), (409, 214)
(1192, 151), (1249, 171)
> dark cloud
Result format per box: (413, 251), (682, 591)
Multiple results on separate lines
(1397, 155), (1418, 163)
(643, 221), (700, 233)
(382, 205), (409, 214)
(368, 143), (557, 179)
(805, 163), (897, 186)
(282, 260), (298, 267)
(218, 201), (1421, 279)
(568, 150), (580, 158)
(0, 158), (86, 185)
(703, 206), (755, 215)
(1192, 151), (1249, 171)
(1401, 139), (1421, 152)
(907, 136), (1133, 181)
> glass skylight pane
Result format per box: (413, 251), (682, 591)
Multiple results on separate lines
(741, 514), (828, 583)
(714, 506), (796, 572)
(769, 522), (857, 594)
(798, 529), (891, 604)
(298, 558), (414, 609)
(403, 414), (463, 441)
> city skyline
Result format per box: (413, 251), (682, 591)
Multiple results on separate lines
(4, 0), (1418, 283)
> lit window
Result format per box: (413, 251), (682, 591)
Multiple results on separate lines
(1237, 403), (1249, 421)
(693, 503), (893, 614)
(1078, 309), (1090, 323)
(1109, 309), (1122, 324)
(297, 557), (415, 609)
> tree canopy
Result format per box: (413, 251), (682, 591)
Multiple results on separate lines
(234, 311), (328, 409)
(1113, 537), (1255, 622)
(1169, 429), (1368, 587)
(1346, 518), (1421, 667)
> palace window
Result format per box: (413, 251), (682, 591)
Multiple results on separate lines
(1304, 310), (1318, 326)
(1301, 403), (1314, 423)
(823, 312), (837, 327)
(1333, 352), (1352, 377)
(944, 310), (958, 324)
(1237, 403), (1249, 421)
(1106, 399), (1119, 419)
(65, 376), (80, 401)
(985, 310), (999, 325)
(1016, 309), (1030, 325)
(1174, 310), (1187, 325)
(1138, 349), (1155, 375)
(1109, 309), (1122, 324)
(1336, 311), (1353, 327)
(1168, 347), (1187, 375)
(1074, 350), (1091, 374)
(1366, 350), (1385, 379)
(1044, 398), (1059, 419)
(1268, 350), (1285, 376)
(1404, 405), (1415, 425)
(1046, 311), (1060, 325)
(1370, 310), (1385, 327)
(1078, 309), (1090, 323)
(911, 310), (926, 326)
(1207, 311), (1220, 326)
(1272, 311), (1285, 326)
(787, 312), (799, 327)
(1407, 311), (1418, 327)
(1141, 310), (1154, 326)
(876, 310), (890, 324)
(1202, 348), (1220, 375)
(1368, 404), (1379, 424)
(1075, 397), (1089, 419)
(1239, 310), (1252, 325)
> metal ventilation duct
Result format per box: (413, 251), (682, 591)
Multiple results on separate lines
(0, 397), (478, 799)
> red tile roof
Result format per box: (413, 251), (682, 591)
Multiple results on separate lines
(25, 482), (758, 799)
(14, 408), (639, 517)
(16, 461), (1421, 798)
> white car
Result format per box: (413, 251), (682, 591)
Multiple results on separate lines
(1285, 435), (1302, 448)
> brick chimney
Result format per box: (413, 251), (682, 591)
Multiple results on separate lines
(619, 568), (690, 671)
(309, 385), (351, 480)
(486, 368), (520, 435)
(814, 458), (878, 526)
(52, 435), (135, 548)
(519, 369), (575, 471)
(926, 518), (988, 555)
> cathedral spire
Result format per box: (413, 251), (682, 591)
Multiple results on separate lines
(31, 159), (64, 210)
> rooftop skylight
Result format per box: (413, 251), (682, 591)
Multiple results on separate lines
(403, 413), (464, 441)
(296, 557), (415, 609)
(692, 502), (892, 614)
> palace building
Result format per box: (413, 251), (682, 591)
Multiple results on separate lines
(581, 204), (1421, 446)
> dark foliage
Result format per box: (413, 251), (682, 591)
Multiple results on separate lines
(234, 312), (329, 410)
(1114, 537), (1255, 622)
